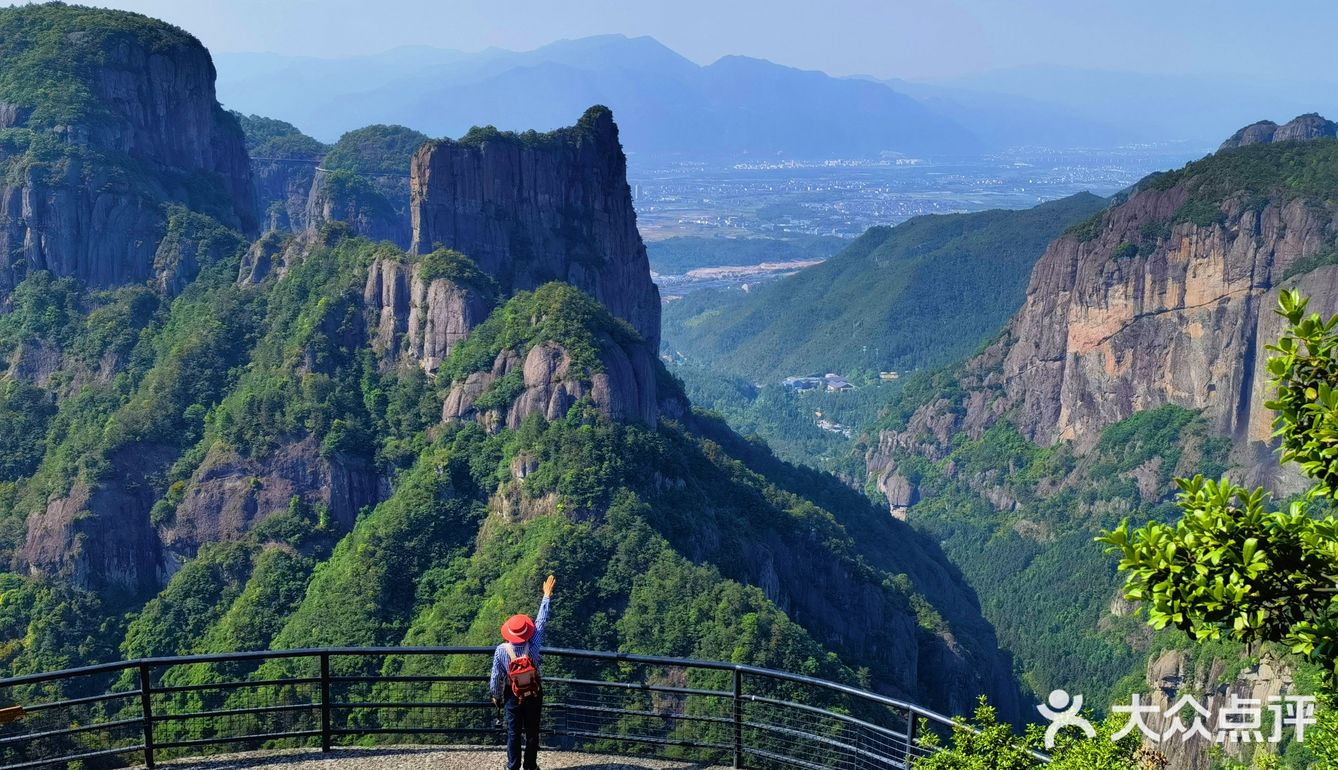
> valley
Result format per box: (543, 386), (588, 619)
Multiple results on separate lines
(1, 3), (1336, 769)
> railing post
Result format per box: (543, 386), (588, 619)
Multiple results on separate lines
(138, 663), (155, 769)
(732, 667), (744, 769)
(320, 652), (332, 752)
(906, 707), (918, 762)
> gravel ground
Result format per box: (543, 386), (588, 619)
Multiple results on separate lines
(153, 747), (726, 770)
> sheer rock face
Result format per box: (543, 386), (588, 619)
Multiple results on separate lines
(253, 159), (317, 232)
(1136, 649), (1296, 770)
(871, 185), (1338, 507)
(19, 444), (179, 596)
(0, 26), (256, 297)
(409, 107), (661, 349)
(442, 340), (658, 430)
(160, 438), (380, 566)
(306, 168), (410, 248)
(994, 191), (1333, 448)
(867, 130), (1338, 517)
(362, 258), (493, 373)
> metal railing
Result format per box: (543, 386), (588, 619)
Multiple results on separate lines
(0, 646), (1031, 770)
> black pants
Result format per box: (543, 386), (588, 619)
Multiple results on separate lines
(503, 694), (542, 770)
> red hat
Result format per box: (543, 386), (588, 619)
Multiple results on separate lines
(502, 614), (535, 644)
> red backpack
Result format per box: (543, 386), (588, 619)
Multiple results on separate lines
(506, 643), (542, 700)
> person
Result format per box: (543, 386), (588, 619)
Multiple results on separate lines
(490, 574), (555, 770)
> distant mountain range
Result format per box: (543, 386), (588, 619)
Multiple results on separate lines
(216, 37), (1338, 161)
(216, 35), (978, 158)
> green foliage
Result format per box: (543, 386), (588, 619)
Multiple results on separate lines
(670, 362), (900, 475)
(913, 699), (1146, 770)
(152, 205), (249, 287)
(209, 237), (385, 459)
(0, 270), (82, 353)
(0, 379), (55, 481)
(1066, 210), (1107, 242)
(0, 575), (118, 677)
(70, 286), (159, 366)
(894, 405), (1231, 707)
(122, 542), (255, 659)
(415, 248), (498, 297)
(1168, 139), (1338, 202)
(322, 124), (428, 177)
(1173, 197), (1226, 228)
(1151, 139), (1338, 230)
(1281, 248), (1338, 283)
(231, 112), (327, 159)
(0, 3), (199, 129)
(1102, 289), (1338, 685)
(440, 283), (641, 383)
(662, 192), (1106, 382)
(317, 168), (397, 222)
(472, 369), (525, 412)
(266, 440), (488, 652)
(1112, 241), (1139, 261)
(1102, 478), (1336, 648)
(1268, 290), (1338, 496)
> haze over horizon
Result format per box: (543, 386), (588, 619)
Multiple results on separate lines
(33, 0), (1338, 83)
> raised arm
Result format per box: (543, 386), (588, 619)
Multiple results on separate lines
(532, 575), (555, 664)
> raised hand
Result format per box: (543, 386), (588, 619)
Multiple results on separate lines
(543, 574), (556, 597)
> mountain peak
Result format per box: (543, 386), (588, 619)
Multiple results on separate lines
(1219, 112), (1336, 151)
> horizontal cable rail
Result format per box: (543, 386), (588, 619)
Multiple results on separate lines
(0, 646), (1048, 769)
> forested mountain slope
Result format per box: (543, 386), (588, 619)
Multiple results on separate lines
(861, 116), (1338, 763)
(662, 193), (1106, 383)
(0, 3), (1022, 722)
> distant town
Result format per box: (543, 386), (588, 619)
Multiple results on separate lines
(629, 144), (1201, 241)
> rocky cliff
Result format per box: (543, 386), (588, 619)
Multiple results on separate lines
(306, 168), (408, 247)
(0, 5), (256, 298)
(409, 106), (661, 349)
(1219, 112), (1337, 151)
(232, 114), (326, 233)
(1133, 648), (1298, 770)
(858, 121), (1338, 739)
(160, 437), (380, 569)
(362, 253), (494, 373)
(872, 120), (1338, 493)
(438, 282), (659, 428)
(443, 337), (658, 429)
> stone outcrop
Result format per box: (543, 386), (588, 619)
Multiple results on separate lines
(0, 7), (257, 298)
(253, 158), (318, 232)
(1219, 113), (1338, 150)
(409, 106), (661, 349)
(1135, 649), (1297, 770)
(160, 438), (380, 564)
(19, 444), (179, 596)
(306, 168), (410, 247)
(993, 190), (1335, 449)
(443, 339), (658, 429)
(870, 163), (1338, 504)
(362, 257), (493, 373)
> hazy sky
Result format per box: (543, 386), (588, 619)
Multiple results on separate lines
(49, 0), (1338, 81)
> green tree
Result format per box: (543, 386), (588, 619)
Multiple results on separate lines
(1100, 289), (1338, 766)
(1100, 291), (1338, 679)
(913, 697), (1151, 769)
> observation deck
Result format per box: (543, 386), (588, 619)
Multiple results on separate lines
(0, 647), (1028, 769)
